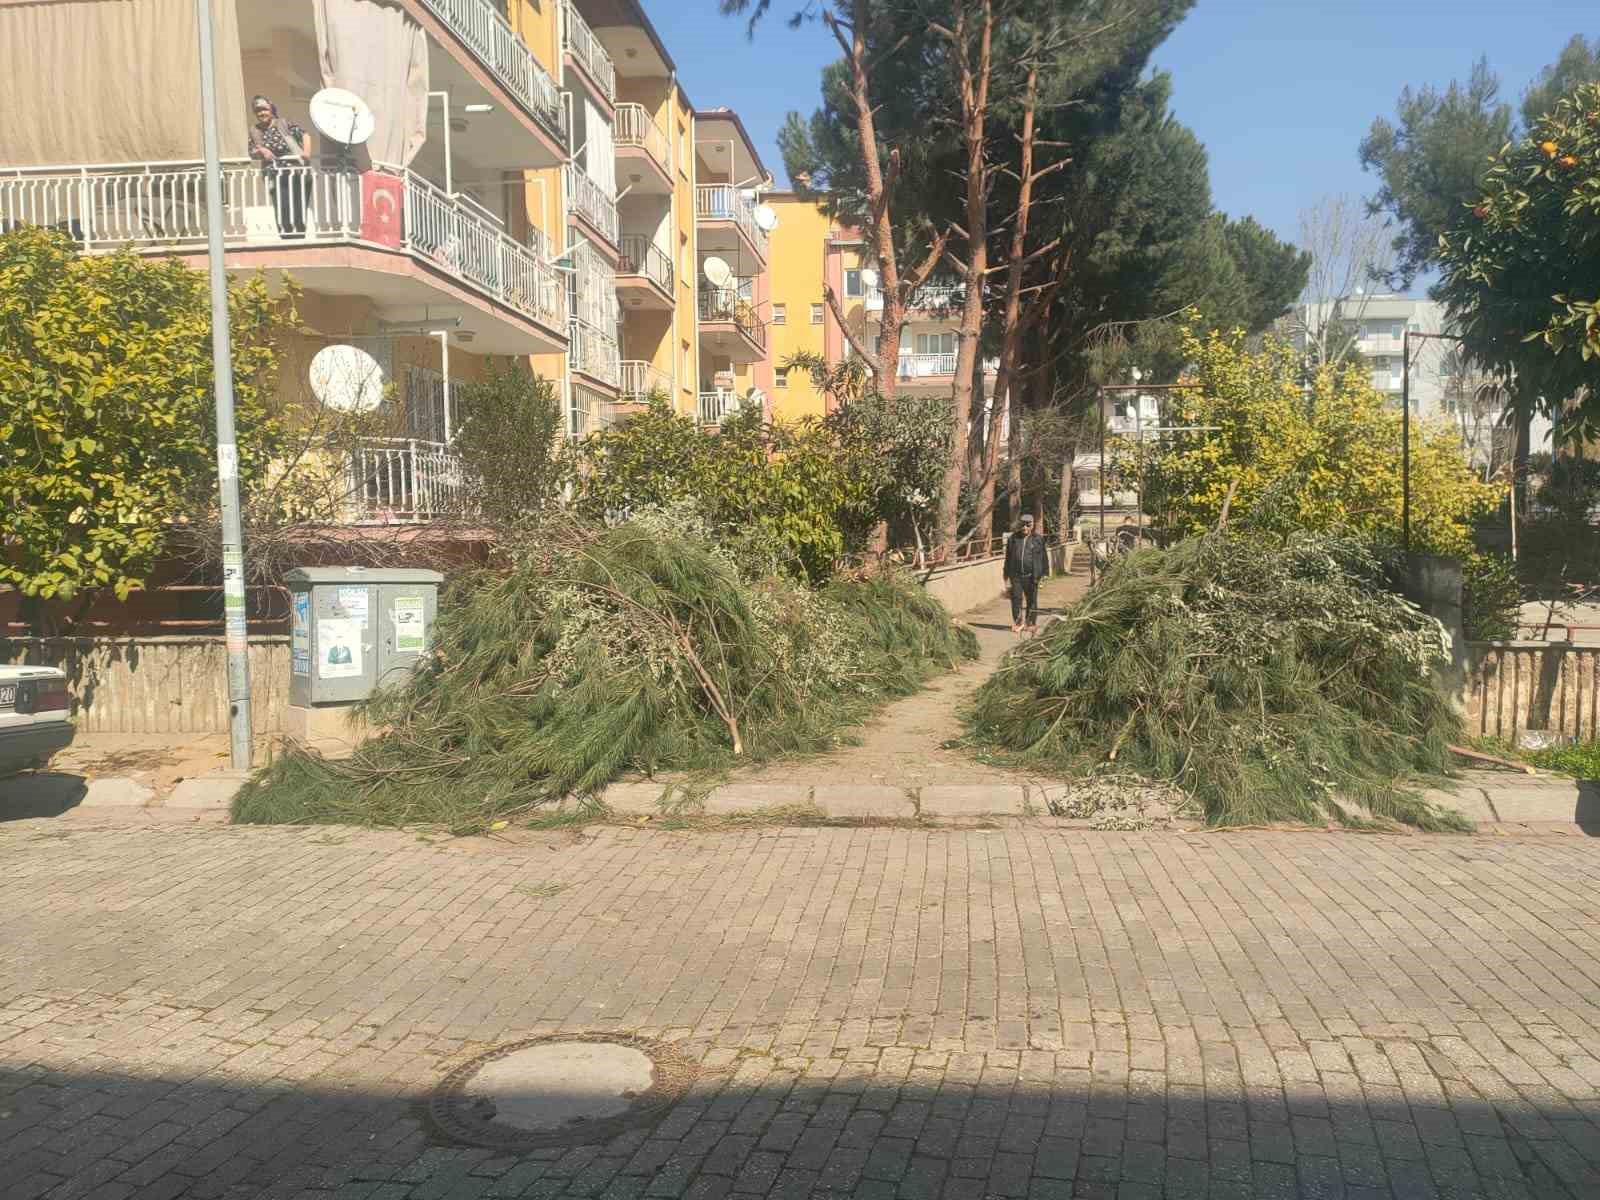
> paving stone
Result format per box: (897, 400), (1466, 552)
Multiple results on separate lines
(810, 787), (913, 819)
(0, 823), (1592, 1200)
(917, 786), (1026, 816)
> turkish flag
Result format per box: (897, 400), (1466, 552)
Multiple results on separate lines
(361, 172), (404, 248)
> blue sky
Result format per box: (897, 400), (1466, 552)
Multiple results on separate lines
(647, 1), (1591, 264)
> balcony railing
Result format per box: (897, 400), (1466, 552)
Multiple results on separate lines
(694, 184), (768, 259)
(897, 352), (958, 379)
(618, 235), (673, 293)
(561, 0), (616, 104)
(564, 162), (618, 244)
(698, 390), (740, 426)
(350, 438), (468, 523)
(620, 361), (672, 402)
(0, 161), (567, 334)
(569, 317), (622, 388)
(865, 282), (964, 313)
(614, 104), (671, 174)
(416, 0), (566, 142)
(698, 287), (767, 350)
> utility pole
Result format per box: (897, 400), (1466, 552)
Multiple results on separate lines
(196, 0), (253, 769)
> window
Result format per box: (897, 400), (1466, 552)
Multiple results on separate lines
(772, 303), (787, 326)
(915, 332), (956, 355)
(775, 367), (789, 389)
(844, 268), (862, 298)
(810, 303), (824, 325)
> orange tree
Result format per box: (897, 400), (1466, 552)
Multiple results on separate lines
(1437, 81), (1600, 443)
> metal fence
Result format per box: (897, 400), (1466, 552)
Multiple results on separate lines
(568, 318), (622, 389)
(417, 0), (567, 140)
(561, 0), (616, 102)
(698, 287), (767, 350)
(619, 235), (673, 292)
(564, 162), (619, 243)
(621, 360), (671, 402)
(349, 438), (468, 523)
(694, 185), (768, 258)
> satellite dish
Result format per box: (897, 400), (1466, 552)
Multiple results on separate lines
(309, 344), (385, 413)
(859, 267), (879, 289)
(702, 255), (733, 289)
(309, 88), (375, 146)
(753, 204), (779, 233)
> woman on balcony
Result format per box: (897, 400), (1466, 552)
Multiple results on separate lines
(248, 96), (312, 238)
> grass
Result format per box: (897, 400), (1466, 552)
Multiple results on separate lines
(1471, 736), (1600, 780)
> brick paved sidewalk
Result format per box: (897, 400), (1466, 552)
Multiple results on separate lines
(711, 572), (1090, 791)
(2, 822), (1598, 1199)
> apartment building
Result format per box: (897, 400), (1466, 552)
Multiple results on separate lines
(0, 0), (769, 524)
(765, 193), (994, 422)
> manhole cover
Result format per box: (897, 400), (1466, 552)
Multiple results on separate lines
(427, 1035), (696, 1150)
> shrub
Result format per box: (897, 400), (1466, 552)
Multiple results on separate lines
(1460, 551), (1521, 642)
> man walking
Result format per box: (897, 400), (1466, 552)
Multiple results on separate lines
(1004, 515), (1049, 633)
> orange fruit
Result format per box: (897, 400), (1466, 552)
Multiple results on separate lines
(1540, 140), (1559, 156)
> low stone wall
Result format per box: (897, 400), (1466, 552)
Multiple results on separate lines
(921, 557), (1008, 614)
(0, 637), (291, 735)
(1465, 641), (1600, 743)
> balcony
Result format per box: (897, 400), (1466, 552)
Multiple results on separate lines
(617, 235), (674, 309)
(614, 104), (672, 192)
(698, 390), (741, 426)
(898, 352), (958, 379)
(698, 287), (767, 365)
(569, 317), (622, 390)
(564, 162), (619, 247)
(621, 361), (672, 403)
(561, 0), (616, 105)
(864, 282), (964, 315)
(695, 184), (768, 264)
(350, 438), (468, 524)
(0, 161), (567, 353)
(415, 0), (567, 147)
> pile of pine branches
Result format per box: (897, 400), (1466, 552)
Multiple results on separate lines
(967, 532), (1469, 829)
(234, 512), (976, 830)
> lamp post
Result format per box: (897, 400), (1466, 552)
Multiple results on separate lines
(1401, 329), (1467, 561)
(196, 0), (252, 770)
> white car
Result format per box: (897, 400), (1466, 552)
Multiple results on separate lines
(0, 665), (74, 775)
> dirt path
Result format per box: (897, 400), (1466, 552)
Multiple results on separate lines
(724, 569), (1090, 788)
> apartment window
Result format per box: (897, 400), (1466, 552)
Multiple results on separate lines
(844, 268), (863, 298)
(775, 367), (789, 389)
(810, 303), (824, 325)
(915, 332), (956, 355)
(772, 303), (787, 326)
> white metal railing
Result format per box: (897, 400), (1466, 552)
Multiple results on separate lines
(864, 282), (964, 312)
(694, 184), (768, 259)
(0, 160), (567, 333)
(614, 104), (671, 173)
(620, 360), (671, 402)
(564, 162), (618, 243)
(698, 390), (739, 425)
(569, 317), (621, 388)
(897, 353), (958, 378)
(350, 438), (467, 523)
(416, 0), (566, 141)
(561, 0), (616, 103)
(698, 286), (767, 350)
(618, 235), (673, 292)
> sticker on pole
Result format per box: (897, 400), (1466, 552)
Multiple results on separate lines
(291, 593), (311, 676)
(393, 596), (427, 654)
(217, 443), (239, 482)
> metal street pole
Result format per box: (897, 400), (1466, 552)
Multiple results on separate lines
(197, 0), (253, 770)
(1401, 329), (1411, 562)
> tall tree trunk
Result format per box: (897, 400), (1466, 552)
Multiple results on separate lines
(934, 0), (994, 558)
(973, 51), (1040, 548)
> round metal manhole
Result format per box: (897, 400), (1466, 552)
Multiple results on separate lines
(427, 1034), (697, 1151)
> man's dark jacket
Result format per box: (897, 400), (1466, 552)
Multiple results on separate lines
(1004, 533), (1049, 581)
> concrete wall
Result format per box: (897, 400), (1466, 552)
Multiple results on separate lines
(921, 558), (1007, 616)
(1465, 641), (1600, 744)
(0, 637), (291, 735)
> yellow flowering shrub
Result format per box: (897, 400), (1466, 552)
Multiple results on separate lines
(1134, 329), (1503, 554)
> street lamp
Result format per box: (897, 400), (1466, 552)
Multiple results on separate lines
(1401, 329), (1467, 561)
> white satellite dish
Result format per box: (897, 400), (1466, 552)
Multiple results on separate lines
(753, 204), (779, 233)
(309, 344), (385, 413)
(702, 255), (734, 289)
(309, 87), (375, 146)
(859, 266), (879, 289)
